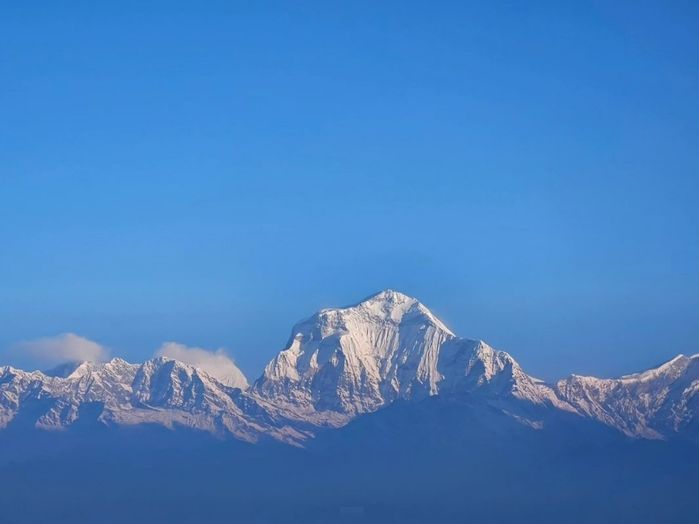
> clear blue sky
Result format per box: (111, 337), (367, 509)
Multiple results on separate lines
(1, 1), (698, 380)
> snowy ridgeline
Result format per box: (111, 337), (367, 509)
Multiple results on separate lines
(1, 290), (698, 446)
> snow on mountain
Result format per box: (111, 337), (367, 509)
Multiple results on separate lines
(253, 290), (571, 426)
(0, 357), (308, 445)
(253, 290), (455, 423)
(1, 290), (698, 444)
(0, 358), (138, 431)
(435, 338), (574, 411)
(556, 353), (699, 439)
(155, 342), (249, 389)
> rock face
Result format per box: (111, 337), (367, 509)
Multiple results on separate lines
(1, 290), (698, 445)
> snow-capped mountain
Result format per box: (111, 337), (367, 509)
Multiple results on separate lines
(0, 357), (308, 445)
(1, 290), (697, 445)
(253, 290), (570, 426)
(253, 290), (456, 424)
(556, 353), (699, 439)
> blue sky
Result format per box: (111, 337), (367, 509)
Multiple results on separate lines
(1, 1), (698, 380)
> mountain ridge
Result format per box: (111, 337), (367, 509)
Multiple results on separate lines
(1, 290), (697, 445)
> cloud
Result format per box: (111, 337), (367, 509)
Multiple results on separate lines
(156, 342), (248, 389)
(18, 333), (109, 367)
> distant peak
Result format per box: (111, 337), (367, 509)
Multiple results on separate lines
(313, 289), (454, 336)
(106, 357), (130, 365)
(668, 354), (687, 363)
(609, 354), (692, 383)
(358, 289), (417, 305)
(148, 355), (183, 367)
(42, 361), (87, 378)
(648, 353), (689, 371)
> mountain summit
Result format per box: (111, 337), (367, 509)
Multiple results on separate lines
(253, 290), (455, 423)
(253, 289), (568, 425)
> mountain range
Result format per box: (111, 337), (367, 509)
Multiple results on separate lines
(2, 290), (697, 446)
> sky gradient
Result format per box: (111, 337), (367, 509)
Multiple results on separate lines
(1, 1), (698, 380)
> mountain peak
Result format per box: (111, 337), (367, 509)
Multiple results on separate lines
(320, 289), (454, 336)
(361, 289), (415, 303)
(42, 361), (86, 378)
(353, 289), (436, 314)
(255, 289), (461, 418)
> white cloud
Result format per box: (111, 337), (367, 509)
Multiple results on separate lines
(156, 342), (248, 389)
(18, 333), (109, 367)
